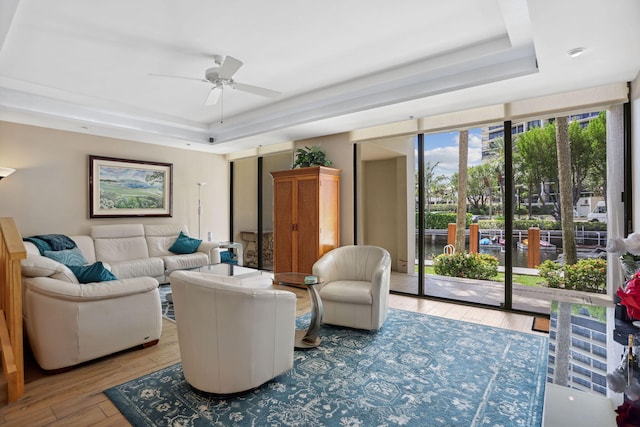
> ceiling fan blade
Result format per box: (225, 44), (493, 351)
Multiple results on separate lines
(148, 72), (208, 83)
(234, 82), (282, 99)
(205, 87), (222, 105)
(218, 56), (243, 79)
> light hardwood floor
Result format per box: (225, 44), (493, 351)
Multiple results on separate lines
(0, 285), (544, 426)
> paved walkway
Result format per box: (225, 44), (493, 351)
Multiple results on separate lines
(390, 272), (613, 315)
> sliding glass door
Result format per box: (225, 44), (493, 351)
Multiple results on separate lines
(416, 126), (504, 308)
(383, 106), (620, 315)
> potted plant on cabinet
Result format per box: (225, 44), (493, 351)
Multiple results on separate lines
(292, 146), (332, 169)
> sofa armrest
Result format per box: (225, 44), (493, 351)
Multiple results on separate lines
(197, 241), (220, 263)
(24, 276), (159, 302)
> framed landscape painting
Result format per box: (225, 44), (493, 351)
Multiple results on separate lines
(89, 156), (173, 218)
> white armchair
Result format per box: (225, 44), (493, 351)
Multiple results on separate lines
(169, 270), (297, 395)
(312, 245), (391, 331)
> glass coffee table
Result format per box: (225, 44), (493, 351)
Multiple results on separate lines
(274, 272), (324, 349)
(196, 263), (261, 278)
(165, 264), (267, 302)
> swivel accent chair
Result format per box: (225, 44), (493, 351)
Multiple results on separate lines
(170, 270), (296, 395)
(312, 245), (391, 331)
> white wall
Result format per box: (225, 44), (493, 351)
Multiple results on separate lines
(232, 157), (258, 243)
(357, 136), (415, 273)
(0, 121), (229, 239)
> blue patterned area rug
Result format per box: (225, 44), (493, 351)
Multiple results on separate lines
(105, 309), (547, 426)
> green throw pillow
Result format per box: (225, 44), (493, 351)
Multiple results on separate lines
(44, 247), (88, 266)
(68, 262), (117, 283)
(168, 231), (202, 254)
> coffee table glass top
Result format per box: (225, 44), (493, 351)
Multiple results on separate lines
(274, 272), (323, 286)
(196, 263), (261, 278)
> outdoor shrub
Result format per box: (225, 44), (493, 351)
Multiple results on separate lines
(538, 260), (564, 288)
(478, 219), (502, 230)
(538, 258), (607, 293)
(423, 212), (472, 229)
(477, 218), (606, 232)
(564, 258), (607, 293)
(433, 252), (499, 280)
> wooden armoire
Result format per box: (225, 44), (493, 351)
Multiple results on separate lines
(271, 166), (340, 275)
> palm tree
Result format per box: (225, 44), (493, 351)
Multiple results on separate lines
(424, 160), (441, 215)
(486, 137), (506, 214)
(556, 116), (577, 265)
(455, 130), (469, 252)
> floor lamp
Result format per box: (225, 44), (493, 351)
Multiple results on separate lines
(197, 182), (206, 239)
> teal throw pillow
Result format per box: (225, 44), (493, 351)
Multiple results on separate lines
(44, 247), (88, 266)
(68, 262), (117, 284)
(24, 237), (53, 255)
(220, 250), (238, 265)
(169, 231), (202, 254)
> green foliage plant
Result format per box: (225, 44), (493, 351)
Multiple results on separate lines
(538, 258), (607, 293)
(564, 258), (607, 293)
(423, 212), (472, 229)
(292, 146), (332, 169)
(433, 252), (499, 280)
(477, 219), (607, 232)
(538, 260), (564, 288)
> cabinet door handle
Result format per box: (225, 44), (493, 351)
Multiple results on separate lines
(292, 224), (298, 231)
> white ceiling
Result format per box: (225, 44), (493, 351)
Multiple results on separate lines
(1, 0), (639, 154)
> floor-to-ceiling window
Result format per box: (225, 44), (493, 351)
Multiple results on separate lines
(383, 106), (621, 315)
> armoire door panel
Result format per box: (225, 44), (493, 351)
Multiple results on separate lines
(273, 179), (294, 273)
(297, 177), (319, 274)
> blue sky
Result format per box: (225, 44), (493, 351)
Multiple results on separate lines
(419, 128), (483, 177)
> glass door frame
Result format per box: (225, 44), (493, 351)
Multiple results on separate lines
(411, 120), (516, 309)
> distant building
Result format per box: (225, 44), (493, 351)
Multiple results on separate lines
(480, 111), (601, 162)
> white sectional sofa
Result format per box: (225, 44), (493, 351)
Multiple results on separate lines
(20, 223), (218, 371)
(90, 223), (219, 283)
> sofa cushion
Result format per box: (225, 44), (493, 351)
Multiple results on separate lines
(319, 280), (373, 304)
(144, 224), (188, 256)
(163, 252), (208, 272)
(94, 236), (150, 262)
(69, 235), (97, 264)
(68, 262), (117, 283)
(44, 247), (87, 266)
(108, 257), (165, 280)
(169, 231), (202, 254)
(92, 224), (150, 262)
(21, 255), (79, 284)
(24, 275), (159, 301)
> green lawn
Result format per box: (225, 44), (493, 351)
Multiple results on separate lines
(422, 266), (544, 287)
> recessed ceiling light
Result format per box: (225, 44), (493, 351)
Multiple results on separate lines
(567, 47), (586, 58)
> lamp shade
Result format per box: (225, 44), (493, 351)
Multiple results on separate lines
(0, 167), (16, 180)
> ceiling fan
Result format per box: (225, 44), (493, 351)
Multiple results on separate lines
(150, 55), (282, 106)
